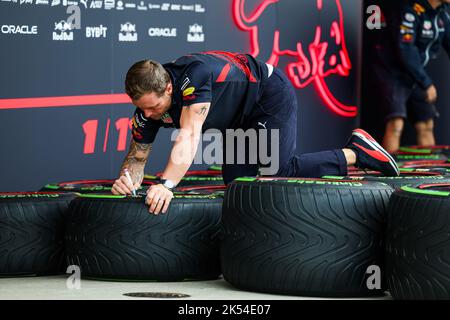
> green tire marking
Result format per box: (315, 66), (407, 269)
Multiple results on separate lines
(176, 194), (219, 199)
(235, 177), (257, 182)
(77, 194), (219, 200)
(208, 165), (222, 171)
(399, 147), (431, 154)
(43, 184), (59, 190)
(373, 176), (444, 180)
(78, 194), (127, 199)
(0, 194), (61, 199)
(401, 186), (450, 197)
(182, 177), (223, 181)
(322, 176), (345, 180)
(286, 179), (364, 186)
(396, 154), (441, 160)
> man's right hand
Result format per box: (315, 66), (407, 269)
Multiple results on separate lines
(426, 85), (438, 104)
(112, 175), (141, 195)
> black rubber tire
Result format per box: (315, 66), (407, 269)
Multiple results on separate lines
(386, 184), (450, 299)
(325, 169), (450, 189)
(40, 179), (155, 194)
(221, 178), (393, 297)
(65, 194), (223, 281)
(0, 192), (75, 276)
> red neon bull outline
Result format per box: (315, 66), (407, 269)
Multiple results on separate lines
(232, 0), (358, 117)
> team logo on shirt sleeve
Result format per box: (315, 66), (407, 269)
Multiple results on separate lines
(400, 25), (414, 34)
(402, 34), (414, 42)
(402, 21), (415, 28)
(405, 13), (416, 22)
(180, 77), (191, 91)
(182, 86), (197, 102)
(183, 87), (196, 97)
(161, 112), (174, 124)
(413, 3), (425, 16)
(132, 112), (147, 128)
(132, 128), (144, 140)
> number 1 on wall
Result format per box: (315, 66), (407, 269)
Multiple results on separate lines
(82, 118), (131, 154)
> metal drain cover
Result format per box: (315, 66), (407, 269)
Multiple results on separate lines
(123, 292), (190, 299)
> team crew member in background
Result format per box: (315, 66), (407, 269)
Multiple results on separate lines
(372, 0), (450, 153)
(112, 52), (399, 214)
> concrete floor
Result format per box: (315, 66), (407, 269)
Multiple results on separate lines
(0, 276), (392, 300)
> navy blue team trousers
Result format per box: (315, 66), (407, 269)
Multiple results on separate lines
(222, 68), (348, 185)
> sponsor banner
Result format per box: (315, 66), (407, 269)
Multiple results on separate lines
(86, 24), (107, 38)
(148, 27), (177, 37)
(118, 22), (137, 42)
(53, 19), (73, 41)
(1, 0), (206, 13)
(187, 23), (204, 42)
(1, 24), (38, 35)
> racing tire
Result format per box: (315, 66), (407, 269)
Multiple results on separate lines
(65, 194), (223, 281)
(0, 192), (75, 276)
(386, 183), (450, 299)
(221, 177), (394, 297)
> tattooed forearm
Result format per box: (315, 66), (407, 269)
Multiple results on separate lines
(120, 140), (152, 183)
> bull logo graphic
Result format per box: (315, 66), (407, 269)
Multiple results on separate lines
(233, 0), (357, 117)
(54, 20), (72, 32)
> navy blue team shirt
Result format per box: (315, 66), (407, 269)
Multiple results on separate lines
(131, 51), (270, 144)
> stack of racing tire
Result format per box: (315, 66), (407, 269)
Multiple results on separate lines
(220, 145), (450, 299)
(3, 153), (450, 299)
(1, 168), (226, 281)
(385, 146), (450, 299)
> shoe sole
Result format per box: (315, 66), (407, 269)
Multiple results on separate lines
(353, 129), (400, 176)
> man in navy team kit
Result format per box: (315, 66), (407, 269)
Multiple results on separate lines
(112, 51), (398, 214)
(370, 0), (450, 153)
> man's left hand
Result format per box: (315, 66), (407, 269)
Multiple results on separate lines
(145, 184), (174, 215)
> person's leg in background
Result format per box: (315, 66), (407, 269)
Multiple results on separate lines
(377, 75), (411, 154)
(415, 119), (435, 146)
(408, 86), (439, 147)
(382, 117), (405, 154)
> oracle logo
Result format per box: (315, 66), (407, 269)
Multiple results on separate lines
(1, 25), (38, 35)
(148, 28), (177, 37)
